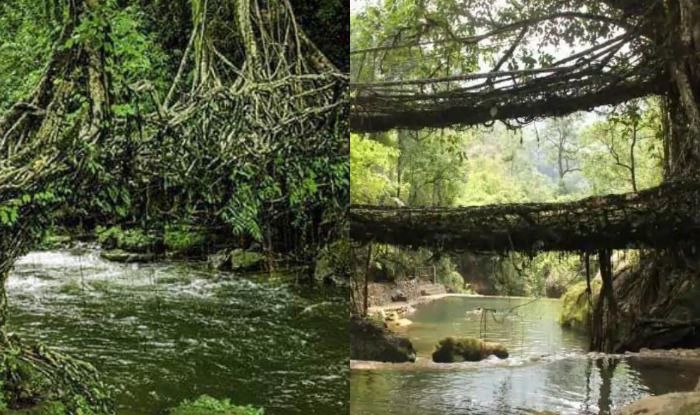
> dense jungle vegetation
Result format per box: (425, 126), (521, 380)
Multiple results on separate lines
(349, 0), (700, 356)
(349, 0), (665, 299)
(0, 0), (348, 413)
(350, 101), (664, 297)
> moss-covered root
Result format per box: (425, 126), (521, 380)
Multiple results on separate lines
(0, 336), (113, 414)
(170, 395), (263, 415)
(432, 337), (508, 363)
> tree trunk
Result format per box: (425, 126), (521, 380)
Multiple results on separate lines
(604, 1), (700, 351)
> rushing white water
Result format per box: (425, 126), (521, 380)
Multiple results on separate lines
(8, 248), (349, 415)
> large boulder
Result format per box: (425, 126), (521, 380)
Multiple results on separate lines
(350, 316), (416, 363)
(230, 249), (265, 272)
(432, 337), (508, 363)
(617, 391), (700, 415)
(207, 249), (266, 272)
(390, 289), (408, 302)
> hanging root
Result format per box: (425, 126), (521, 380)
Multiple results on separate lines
(0, 334), (113, 413)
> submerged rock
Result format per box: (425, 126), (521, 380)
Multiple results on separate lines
(100, 249), (155, 263)
(617, 391), (700, 415)
(432, 337), (508, 363)
(350, 316), (416, 363)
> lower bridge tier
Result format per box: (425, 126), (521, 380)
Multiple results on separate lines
(350, 180), (700, 252)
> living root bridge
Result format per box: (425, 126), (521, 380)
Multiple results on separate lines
(350, 179), (700, 253)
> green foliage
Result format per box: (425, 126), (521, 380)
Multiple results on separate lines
(163, 224), (207, 254)
(170, 395), (263, 415)
(559, 279), (601, 332)
(96, 225), (157, 252)
(440, 270), (468, 293)
(581, 99), (664, 194)
(350, 134), (400, 204)
(0, 339), (112, 414)
(0, 0), (55, 112)
(0, 192), (58, 228)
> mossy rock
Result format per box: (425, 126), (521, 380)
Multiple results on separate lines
(432, 337), (508, 363)
(350, 316), (416, 363)
(559, 279), (601, 333)
(96, 226), (160, 253)
(170, 395), (263, 415)
(230, 249), (265, 272)
(100, 249), (155, 263)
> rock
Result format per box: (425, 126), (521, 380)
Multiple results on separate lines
(207, 250), (231, 270)
(230, 249), (265, 272)
(385, 311), (400, 321)
(388, 318), (412, 328)
(207, 249), (266, 272)
(350, 316), (416, 363)
(391, 289), (408, 302)
(616, 391), (700, 415)
(432, 337), (509, 363)
(100, 249), (155, 263)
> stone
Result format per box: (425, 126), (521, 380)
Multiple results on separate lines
(100, 249), (155, 263)
(207, 250), (231, 270)
(230, 249), (265, 272)
(390, 289), (408, 302)
(616, 391), (700, 415)
(432, 337), (509, 363)
(350, 316), (416, 363)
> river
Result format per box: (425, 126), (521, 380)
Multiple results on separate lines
(7, 248), (348, 415)
(351, 295), (700, 414)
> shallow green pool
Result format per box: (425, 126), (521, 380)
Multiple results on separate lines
(351, 296), (700, 414)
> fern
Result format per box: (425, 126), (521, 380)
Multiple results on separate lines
(222, 184), (262, 241)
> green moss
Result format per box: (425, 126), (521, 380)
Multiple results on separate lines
(230, 249), (265, 272)
(170, 395), (263, 415)
(559, 279), (601, 332)
(432, 337), (508, 363)
(96, 226), (158, 253)
(164, 225), (207, 255)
